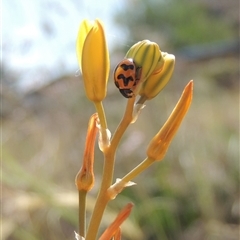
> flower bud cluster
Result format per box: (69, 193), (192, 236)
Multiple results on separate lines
(125, 40), (175, 100)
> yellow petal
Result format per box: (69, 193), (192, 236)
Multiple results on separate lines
(76, 20), (94, 72)
(82, 19), (110, 101)
(147, 80), (193, 161)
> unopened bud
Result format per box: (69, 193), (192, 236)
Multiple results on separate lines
(75, 113), (98, 191)
(147, 81), (193, 161)
(125, 40), (164, 84)
(76, 19), (110, 102)
(139, 53), (175, 101)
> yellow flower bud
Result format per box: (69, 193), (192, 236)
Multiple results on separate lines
(139, 53), (175, 100)
(125, 40), (164, 83)
(147, 80), (193, 161)
(76, 19), (110, 102)
(76, 20), (94, 73)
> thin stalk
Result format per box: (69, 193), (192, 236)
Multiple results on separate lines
(78, 190), (87, 237)
(111, 97), (135, 151)
(136, 95), (147, 105)
(85, 151), (114, 240)
(85, 97), (135, 240)
(121, 157), (154, 183)
(94, 101), (107, 130)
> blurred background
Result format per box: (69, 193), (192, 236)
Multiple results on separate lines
(2, 0), (239, 239)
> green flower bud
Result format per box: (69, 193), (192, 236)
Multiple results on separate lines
(125, 40), (164, 83)
(139, 53), (175, 101)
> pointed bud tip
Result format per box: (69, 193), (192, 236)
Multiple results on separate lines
(184, 80), (194, 102)
(186, 80), (193, 91)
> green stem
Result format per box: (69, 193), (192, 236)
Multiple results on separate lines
(85, 98), (136, 240)
(79, 190), (87, 237)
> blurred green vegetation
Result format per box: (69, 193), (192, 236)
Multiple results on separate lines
(114, 0), (237, 50)
(3, 0), (239, 239)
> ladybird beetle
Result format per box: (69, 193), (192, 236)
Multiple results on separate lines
(114, 58), (142, 98)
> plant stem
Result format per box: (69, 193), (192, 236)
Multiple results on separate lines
(85, 98), (135, 240)
(79, 190), (87, 237)
(94, 101), (107, 129)
(136, 95), (147, 105)
(85, 151), (114, 240)
(111, 97), (135, 151)
(121, 157), (154, 183)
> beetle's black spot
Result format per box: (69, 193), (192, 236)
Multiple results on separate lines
(117, 74), (134, 86)
(120, 63), (134, 71)
(119, 89), (133, 98)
